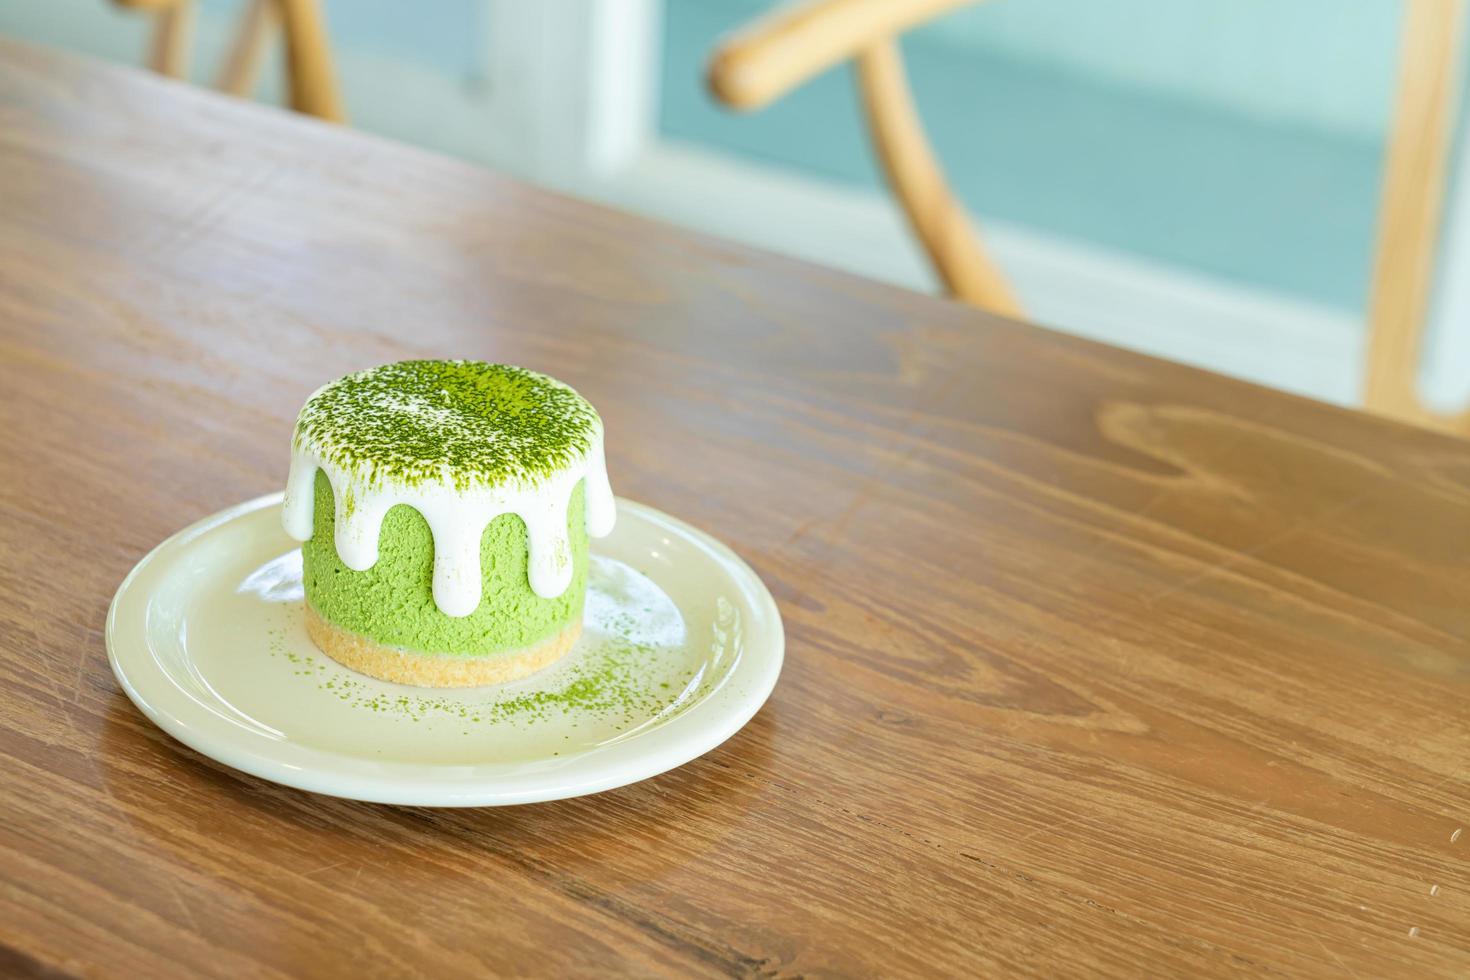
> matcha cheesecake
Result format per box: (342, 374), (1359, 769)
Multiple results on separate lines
(281, 360), (616, 687)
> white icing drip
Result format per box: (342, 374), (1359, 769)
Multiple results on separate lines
(281, 428), (615, 618)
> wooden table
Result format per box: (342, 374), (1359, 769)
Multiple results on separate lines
(1, 40), (1467, 978)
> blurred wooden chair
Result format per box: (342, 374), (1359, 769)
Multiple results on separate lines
(1365, 0), (1466, 434)
(708, 0), (1470, 436)
(112, 0), (344, 122)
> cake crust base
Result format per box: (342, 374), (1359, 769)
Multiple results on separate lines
(305, 606), (581, 688)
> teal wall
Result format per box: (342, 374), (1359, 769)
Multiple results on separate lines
(0, 0), (486, 86)
(913, 0), (1398, 138)
(203, 0), (484, 79)
(661, 0), (1407, 313)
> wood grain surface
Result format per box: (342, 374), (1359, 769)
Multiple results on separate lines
(1, 40), (1468, 978)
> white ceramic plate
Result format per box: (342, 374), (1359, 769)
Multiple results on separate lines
(106, 493), (783, 806)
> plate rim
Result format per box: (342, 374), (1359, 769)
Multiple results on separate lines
(106, 492), (784, 806)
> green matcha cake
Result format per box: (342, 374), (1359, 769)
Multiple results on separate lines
(282, 360), (616, 687)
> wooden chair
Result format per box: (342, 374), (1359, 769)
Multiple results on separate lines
(112, 0), (345, 122)
(708, 0), (1470, 436)
(1364, 0), (1467, 434)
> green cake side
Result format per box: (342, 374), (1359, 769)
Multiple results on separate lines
(302, 470), (589, 655)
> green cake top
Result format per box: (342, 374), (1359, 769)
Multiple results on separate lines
(293, 360), (600, 488)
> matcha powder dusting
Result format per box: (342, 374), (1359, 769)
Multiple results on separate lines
(293, 360), (600, 489)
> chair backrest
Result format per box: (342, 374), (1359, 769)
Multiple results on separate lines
(710, 0), (1015, 316)
(709, 0), (1470, 436)
(112, 0), (345, 122)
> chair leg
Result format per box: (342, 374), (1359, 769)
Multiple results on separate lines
(216, 0), (279, 98)
(275, 0), (346, 122)
(1364, 0), (1468, 434)
(148, 0), (195, 79)
(855, 39), (1020, 318)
